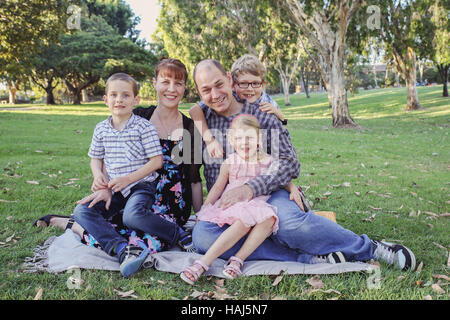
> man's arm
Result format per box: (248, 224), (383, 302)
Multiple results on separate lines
(189, 104), (224, 158)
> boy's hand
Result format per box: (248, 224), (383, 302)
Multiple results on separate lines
(91, 174), (109, 192)
(108, 176), (132, 193)
(259, 102), (284, 121)
(77, 189), (112, 210)
(206, 139), (224, 158)
(289, 188), (305, 211)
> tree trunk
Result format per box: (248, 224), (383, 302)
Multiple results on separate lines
(329, 60), (356, 128)
(281, 77), (291, 106)
(45, 87), (56, 105)
(437, 64), (449, 97)
(6, 80), (17, 104)
(403, 48), (421, 110)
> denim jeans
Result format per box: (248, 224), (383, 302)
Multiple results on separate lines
(73, 181), (181, 256)
(193, 189), (374, 263)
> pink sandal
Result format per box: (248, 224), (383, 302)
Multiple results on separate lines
(180, 260), (209, 285)
(222, 256), (244, 279)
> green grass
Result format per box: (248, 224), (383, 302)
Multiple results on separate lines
(0, 86), (449, 300)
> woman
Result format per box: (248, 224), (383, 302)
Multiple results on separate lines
(34, 58), (203, 256)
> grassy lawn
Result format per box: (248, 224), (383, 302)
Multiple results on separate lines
(0, 86), (448, 300)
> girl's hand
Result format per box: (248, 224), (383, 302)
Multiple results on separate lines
(108, 176), (132, 193)
(206, 139), (224, 158)
(91, 174), (109, 192)
(289, 188), (305, 211)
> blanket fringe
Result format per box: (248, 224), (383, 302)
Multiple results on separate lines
(21, 236), (56, 273)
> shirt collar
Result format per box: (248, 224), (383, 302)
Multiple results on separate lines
(107, 113), (136, 131)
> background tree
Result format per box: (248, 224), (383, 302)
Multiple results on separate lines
(365, 0), (435, 110)
(0, 0), (67, 103)
(283, 0), (363, 128)
(429, 0), (449, 97)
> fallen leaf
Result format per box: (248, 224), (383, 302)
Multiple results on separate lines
(432, 274), (450, 282)
(34, 287), (43, 300)
(423, 295), (433, 300)
(440, 213), (450, 217)
(355, 192), (361, 196)
(272, 274), (283, 287)
(415, 262), (423, 274)
(341, 182), (351, 187)
(362, 214), (376, 222)
(368, 205), (382, 211)
(5, 233), (15, 243)
(157, 280), (166, 285)
(114, 289), (138, 299)
(424, 212), (439, 218)
(26, 180), (39, 185)
(0, 199), (18, 203)
(306, 275), (324, 289)
(323, 191), (332, 196)
(431, 283), (445, 294)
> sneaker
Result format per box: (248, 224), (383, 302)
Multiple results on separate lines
(118, 244), (150, 278)
(178, 230), (196, 253)
(372, 240), (416, 271)
(311, 251), (346, 264)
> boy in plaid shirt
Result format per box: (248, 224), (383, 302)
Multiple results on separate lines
(73, 73), (164, 278)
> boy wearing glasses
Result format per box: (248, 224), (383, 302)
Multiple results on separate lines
(190, 54), (287, 158)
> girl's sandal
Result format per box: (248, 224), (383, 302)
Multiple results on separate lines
(180, 260), (209, 285)
(222, 256), (244, 280)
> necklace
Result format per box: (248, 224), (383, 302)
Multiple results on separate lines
(156, 108), (180, 140)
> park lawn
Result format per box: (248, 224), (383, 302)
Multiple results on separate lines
(0, 86), (448, 300)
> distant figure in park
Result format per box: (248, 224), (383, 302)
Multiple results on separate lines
(191, 58), (417, 271)
(190, 54), (287, 160)
(181, 114), (303, 284)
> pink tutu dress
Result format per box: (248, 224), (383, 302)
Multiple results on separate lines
(197, 153), (279, 234)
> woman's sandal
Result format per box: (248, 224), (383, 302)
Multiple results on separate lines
(222, 256), (244, 280)
(32, 214), (74, 229)
(180, 260), (209, 285)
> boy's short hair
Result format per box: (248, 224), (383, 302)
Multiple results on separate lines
(231, 54), (266, 83)
(105, 73), (139, 96)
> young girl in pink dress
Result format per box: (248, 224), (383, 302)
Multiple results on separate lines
(181, 114), (302, 284)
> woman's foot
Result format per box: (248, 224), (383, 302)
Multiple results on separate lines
(33, 214), (70, 228)
(223, 256), (244, 279)
(180, 260), (209, 285)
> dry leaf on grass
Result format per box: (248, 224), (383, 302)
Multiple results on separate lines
(432, 274), (450, 282)
(272, 274), (283, 287)
(431, 283), (445, 294)
(114, 289), (138, 299)
(34, 287), (43, 300)
(306, 275), (324, 289)
(26, 180), (39, 185)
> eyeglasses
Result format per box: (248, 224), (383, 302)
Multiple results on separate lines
(236, 82), (263, 89)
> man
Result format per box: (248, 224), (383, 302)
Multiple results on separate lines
(191, 59), (416, 271)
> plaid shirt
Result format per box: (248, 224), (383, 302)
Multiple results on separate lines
(199, 100), (300, 197)
(88, 114), (162, 197)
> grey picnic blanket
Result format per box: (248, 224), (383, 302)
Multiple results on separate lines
(23, 224), (373, 277)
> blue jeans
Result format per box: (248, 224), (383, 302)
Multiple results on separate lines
(193, 189), (374, 263)
(73, 181), (181, 256)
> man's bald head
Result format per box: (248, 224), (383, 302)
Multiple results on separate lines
(193, 59), (227, 87)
